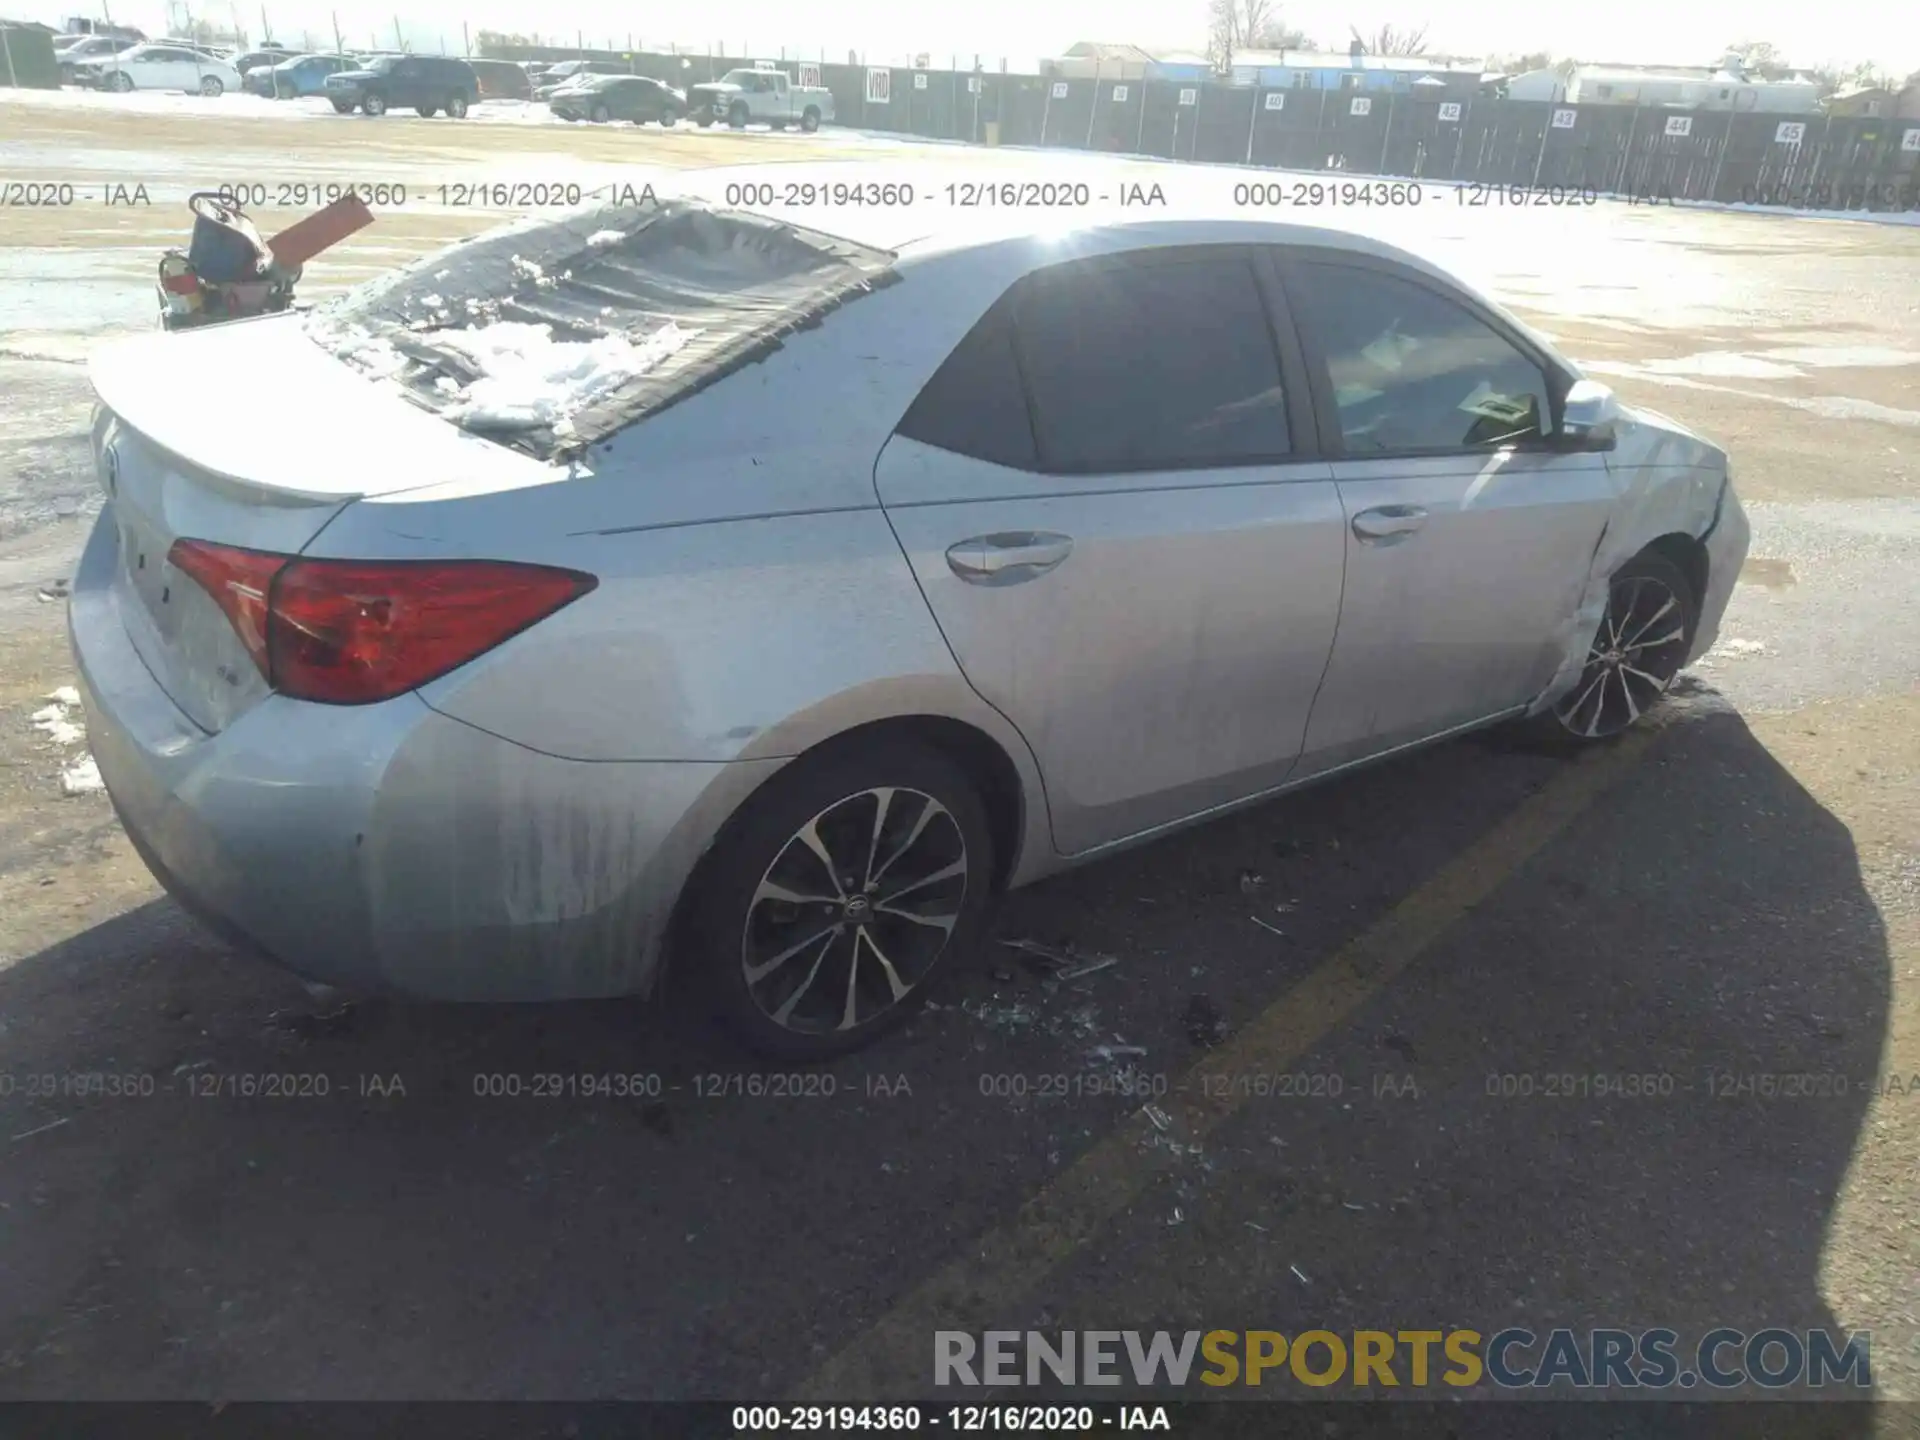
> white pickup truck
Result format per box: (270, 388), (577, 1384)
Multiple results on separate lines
(688, 67), (834, 132)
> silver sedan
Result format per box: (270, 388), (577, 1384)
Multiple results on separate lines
(71, 198), (1749, 1058)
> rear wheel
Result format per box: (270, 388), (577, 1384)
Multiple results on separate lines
(689, 738), (994, 1061)
(1517, 551), (1699, 752)
(199, 75), (224, 96)
(109, 71), (134, 92)
(446, 93), (469, 118)
(330, 98), (352, 112)
(660, 109), (678, 126)
(694, 114), (713, 128)
(590, 102), (610, 123)
(800, 106), (820, 132)
(362, 92), (386, 115)
(415, 103), (438, 117)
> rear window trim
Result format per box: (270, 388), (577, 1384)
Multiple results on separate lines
(304, 200), (900, 464)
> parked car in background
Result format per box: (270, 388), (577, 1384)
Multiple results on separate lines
(258, 52), (360, 97)
(324, 53), (479, 116)
(688, 66), (833, 131)
(533, 58), (630, 100)
(71, 200), (1747, 1059)
(76, 44), (243, 94)
(231, 45), (296, 78)
(549, 73), (685, 124)
(468, 57), (533, 100)
(57, 34), (125, 80)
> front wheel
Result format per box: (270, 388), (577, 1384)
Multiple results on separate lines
(1523, 551), (1699, 751)
(660, 110), (678, 126)
(362, 92), (386, 115)
(694, 114), (713, 128)
(689, 739), (994, 1061)
(199, 75), (224, 96)
(727, 102), (748, 129)
(109, 71), (134, 92)
(330, 98), (352, 112)
(590, 103), (610, 123)
(800, 106), (820, 133)
(415, 103), (438, 117)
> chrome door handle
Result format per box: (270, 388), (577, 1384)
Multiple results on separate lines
(1351, 505), (1429, 543)
(945, 532), (1074, 583)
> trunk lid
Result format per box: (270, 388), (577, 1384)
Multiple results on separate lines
(88, 318), (551, 733)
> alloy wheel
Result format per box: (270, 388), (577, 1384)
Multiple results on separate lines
(740, 786), (968, 1035)
(1554, 571), (1690, 739)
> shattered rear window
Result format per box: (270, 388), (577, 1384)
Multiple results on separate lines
(304, 198), (899, 461)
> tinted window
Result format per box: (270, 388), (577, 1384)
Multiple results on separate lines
(1012, 253), (1291, 472)
(896, 308), (1038, 471)
(1291, 261), (1552, 453)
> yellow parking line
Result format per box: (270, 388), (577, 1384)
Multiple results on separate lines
(794, 726), (1660, 1400)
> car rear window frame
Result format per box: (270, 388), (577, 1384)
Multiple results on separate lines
(304, 198), (900, 463)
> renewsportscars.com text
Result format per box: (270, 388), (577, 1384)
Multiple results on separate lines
(934, 1328), (1871, 1390)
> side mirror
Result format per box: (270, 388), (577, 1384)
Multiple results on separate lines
(1559, 378), (1620, 450)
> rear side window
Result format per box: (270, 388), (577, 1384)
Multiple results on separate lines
(895, 307), (1038, 471)
(1013, 253), (1291, 472)
(1289, 260), (1553, 454)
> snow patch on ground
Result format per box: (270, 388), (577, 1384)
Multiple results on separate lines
(586, 230), (627, 248)
(26, 686), (100, 796)
(61, 756), (104, 796)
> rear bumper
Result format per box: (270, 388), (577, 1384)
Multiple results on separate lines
(69, 507), (781, 1001)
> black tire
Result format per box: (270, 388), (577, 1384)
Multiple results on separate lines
(688, 738), (995, 1061)
(800, 106), (820, 133)
(199, 75), (224, 96)
(416, 103), (438, 117)
(727, 101), (748, 129)
(591, 103), (610, 123)
(770, 119), (787, 131)
(330, 99), (352, 113)
(109, 71), (134, 92)
(446, 93), (469, 118)
(1510, 550), (1699, 754)
(362, 92), (385, 115)
(694, 115), (713, 128)
(660, 110), (678, 126)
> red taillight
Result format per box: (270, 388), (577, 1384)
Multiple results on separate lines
(167, 540), (596, 706)
(168, 539), (282, 679)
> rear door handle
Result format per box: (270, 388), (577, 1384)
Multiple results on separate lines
(945, 532), (1074, 584)
(1351, 505), (1429, 544)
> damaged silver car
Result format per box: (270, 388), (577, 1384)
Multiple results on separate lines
(69, 197), (1748, 1058)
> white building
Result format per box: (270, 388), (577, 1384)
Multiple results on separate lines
(1504, 60), (1820, 113)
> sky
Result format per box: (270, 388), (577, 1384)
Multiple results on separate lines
(18, 0), (1920, 78)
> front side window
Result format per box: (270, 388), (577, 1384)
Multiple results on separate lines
(1289, 260), (1552, 454)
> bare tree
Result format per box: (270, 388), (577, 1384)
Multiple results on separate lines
(1206, 0), (1238, 72)
(1352, 23), (1429, 57)
(1724, 39), (1783, 68)
(1251, 16), (1313, 50)
(1208, 0), (1313, 70)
